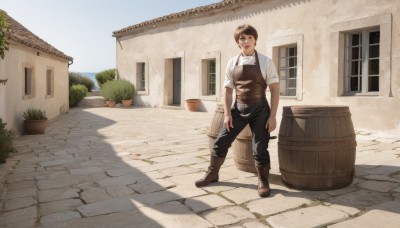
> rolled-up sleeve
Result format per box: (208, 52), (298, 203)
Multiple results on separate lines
(223, 58), (235, 89)
(266, 58), (279, 85)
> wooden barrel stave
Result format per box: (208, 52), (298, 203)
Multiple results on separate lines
(278, 106), (356, 190)
(207, 104), (224, 151)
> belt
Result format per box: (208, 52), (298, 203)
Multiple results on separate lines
(236, 95), (266, 104)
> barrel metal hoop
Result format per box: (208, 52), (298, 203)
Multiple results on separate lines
(278, 142), (357, 151)
(282, 113), (351, 117)
(207, 132), (219, 138)
(236, 136), (252, 140)
(278, 135), (356, 142)
(234, 157), (252, 163)
(280, 168), (355, 178)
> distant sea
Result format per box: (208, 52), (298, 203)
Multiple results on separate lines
(80, 72), (99, 90)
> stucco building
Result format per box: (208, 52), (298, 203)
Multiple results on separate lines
(0, 11), (73, 135)
(113, 0), (400, 133)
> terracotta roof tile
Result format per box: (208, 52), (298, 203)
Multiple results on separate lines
(1, 10), (73, 61)
(113, 0), (259, 37)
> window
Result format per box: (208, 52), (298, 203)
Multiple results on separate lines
(269, 34), (303, 100)
(200, 51), (221, 101)
(279, 46), (297, 96)
(344, 29), (380, 94)
(329, 14), (390, 97)
(207, 60), (216, 96)
(136, 62), (145, 91)
(46, 69), (54, 97)
(24, 67), (32, 96)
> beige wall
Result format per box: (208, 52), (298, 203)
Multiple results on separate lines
(0, 42), (70, 135)
(116, 0), (400, 132)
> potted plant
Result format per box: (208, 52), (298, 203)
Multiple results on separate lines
(23, 108), (48, 134)
(100, 81), (117, 107)
(118, 80), (135, 107)
(101, 80), (135, 108)
(0, 118), (15, 163)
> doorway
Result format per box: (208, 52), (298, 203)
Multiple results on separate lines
(164, 57), (183, 108)
(172, 58), (181, 105)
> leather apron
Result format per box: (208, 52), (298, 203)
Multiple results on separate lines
(232, 50), (267, 104)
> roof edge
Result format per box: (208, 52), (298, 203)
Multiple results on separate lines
(1, 10), (73, 62)
(112, 0), (260, 37)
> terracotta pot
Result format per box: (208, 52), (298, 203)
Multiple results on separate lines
(24, 119), (48, 135)
(185, 99), (201, 112)
(106, 100), (116, 107)
(122, 99), (133, 107)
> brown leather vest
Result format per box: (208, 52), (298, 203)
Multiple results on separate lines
(232, 51), (267, 104)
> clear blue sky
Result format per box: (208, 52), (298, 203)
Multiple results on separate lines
(0, 0), (220, 72)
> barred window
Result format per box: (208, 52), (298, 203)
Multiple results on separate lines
(345, 29), (380, 94)
(278, 46), (297, 96)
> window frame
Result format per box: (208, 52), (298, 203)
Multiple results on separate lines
(268, 34), (304, 101)
(329, 13), (391, 97)
(278, 45), (298, 97)
(45, 67), (55, 98)
(22, 63), (35, 99)
(344, 28), (380, 96)
(200, 51), (221, 101)
(135, 57), (149, 95)
(136, 62), (146, 92)
(206, 59), (216, 96)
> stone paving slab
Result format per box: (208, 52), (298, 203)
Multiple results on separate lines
(4, 196), (36, 211)
(246, 193), (313, 216)
(0, 107), (400, 227)
(185, 194), (234, 213)
(38, 187), (80, 203)
(0, 206), (37, 227)
(139, 201), (213, 228)
(200, 206), (256, 226)
(40, 211), (82, 226)
(328, 201), (400, 228)
(267, 205), (349, 228)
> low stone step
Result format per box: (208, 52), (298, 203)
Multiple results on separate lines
(78, 96), (106, 107)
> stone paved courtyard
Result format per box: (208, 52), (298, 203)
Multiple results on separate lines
(0, 107), (399, 227)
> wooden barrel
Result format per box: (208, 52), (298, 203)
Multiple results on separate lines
(207, 104), (224, 151)
(278, 106), (356, 190)
(232, 125), (257, 174)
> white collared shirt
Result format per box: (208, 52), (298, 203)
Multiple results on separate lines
(224, 52), (279, 89)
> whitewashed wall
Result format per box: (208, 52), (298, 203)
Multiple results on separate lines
(0, 43), (69, 135)
(116, 0), (400, 132)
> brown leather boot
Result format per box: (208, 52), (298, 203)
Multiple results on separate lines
(195, 156), (225, 187)
(255, 163), (271, 197)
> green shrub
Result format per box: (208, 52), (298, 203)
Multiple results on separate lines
(69, 84), (88, 107)
(100, 80), (115, 101)
(96, 69), (115, 87)
(100, 80), (135, 103)
(69, 72), (94, 92)
(23, 108), (47, 120)
(0, 118), (15, 163)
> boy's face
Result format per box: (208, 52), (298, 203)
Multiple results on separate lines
(237, 33), (256, 53)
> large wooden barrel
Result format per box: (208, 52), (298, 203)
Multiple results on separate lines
(278, 106), (356, 190)
(207, 104), (224, 151)
(232, 125), (257, 173)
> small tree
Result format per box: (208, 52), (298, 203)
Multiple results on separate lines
(0, 11), (10, 60)
(0, 118), (15, 163)
(0, 11), (11, 85)
(69, 72), (94, 92)
(95, 69), (115, 87)
(69, 84), (88, 107)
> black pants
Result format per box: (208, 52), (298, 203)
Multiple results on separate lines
(212, 99), (271, 165)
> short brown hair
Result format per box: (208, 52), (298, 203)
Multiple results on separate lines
(234, 24), (258, 42)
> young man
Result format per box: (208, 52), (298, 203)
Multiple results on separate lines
(195, 24), (280, 197)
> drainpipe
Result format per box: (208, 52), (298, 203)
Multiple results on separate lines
(68, 59), (73, 68)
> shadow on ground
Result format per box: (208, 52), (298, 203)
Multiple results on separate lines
(1, 108), (214, 227)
